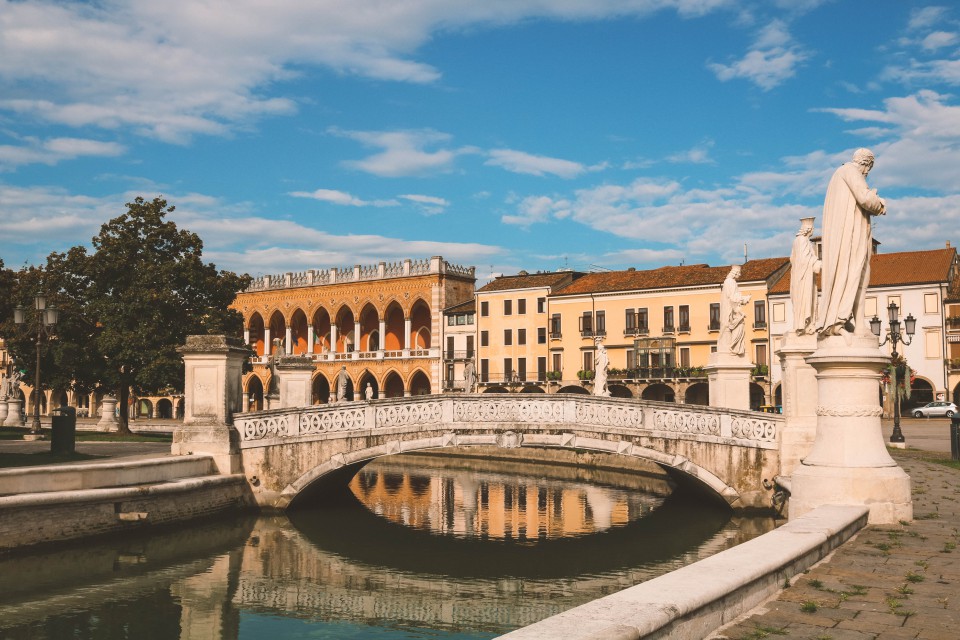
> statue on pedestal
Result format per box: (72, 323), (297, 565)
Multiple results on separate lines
(364, 383), (374, 401)
(335, 365), (350, 402)
(718, 265), (751, 356)
(463, 359), (476, 394)
(790, 217), (822, 335)
(815, 148), (886, 339)
(593, 337), (611, 397)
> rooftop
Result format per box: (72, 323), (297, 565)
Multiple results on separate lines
(551, 257), (789, 297)
(476, 270), (582, 293)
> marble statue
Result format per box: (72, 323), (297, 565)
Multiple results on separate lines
(266, 342), (281, 396)
(593, 337), (611, 397)
(790, 217), (822, 335)
(463, 359), (476, 393)
(335, 365), (349, 402)
(718, 265), (750, 356)
(364, 383), (374, 401)
(815, 148), (886, 338)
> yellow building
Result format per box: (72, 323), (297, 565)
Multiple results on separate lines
(541, 259), (788, 405)
(233, 257), (475, 406)
(475, 270), (583, 392)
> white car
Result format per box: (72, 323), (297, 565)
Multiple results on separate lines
(912, 401), (958, 418)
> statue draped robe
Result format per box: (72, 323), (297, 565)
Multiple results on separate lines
(815, 162), (885, 335)
(790, 232), (820, 335)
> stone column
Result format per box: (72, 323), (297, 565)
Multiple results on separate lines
(790, 334), (912, 524)
(330, 325), (338, 354)
(172, 335), (249, 474)
(705, 351), (752, 410)
(404, 318), (412, 354)
(285, 327), (292, 354)
(276, 358), (315, 408)
(263, 328), (271, 356)
(777, 332), (818, 476)
(353, 318), (361, 353)
(0, 397), (7, 423)
(243, 327), (249, 345)
(378, 319), (386, 353)
(3, 399), (22, 426)
(307, 325), (315, 354)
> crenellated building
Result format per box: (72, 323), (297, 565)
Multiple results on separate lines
(232, 256), (475, 408)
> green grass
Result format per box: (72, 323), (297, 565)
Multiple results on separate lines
(800, 601), (819, 613)
(0, 426), (171, 443)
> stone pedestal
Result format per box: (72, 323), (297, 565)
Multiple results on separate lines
(777, 332), (819, 476)
(172, 335), (249, 474)
(705, 352), (753, 411)
(97, 395), (119, 431)
(0, 398), (7, 422)
(276, 358), (315, 408)
(3, 399), (23, 427)
(790, 334), (912, 524)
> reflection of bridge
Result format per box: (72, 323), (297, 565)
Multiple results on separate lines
(233, 395), (782, 510)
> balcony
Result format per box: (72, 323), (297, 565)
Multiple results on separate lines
(580, 329), (595, 338)
(662, 325), (675, 335)
(549, 331), (562, 340)
(606, 367), (707, 381)
(947, 316), (960, 331)
(678, 324), (691, 333)
(753, 321), (768, 330)
(708, 322), (720, 332)
(444, 350), (475, 361)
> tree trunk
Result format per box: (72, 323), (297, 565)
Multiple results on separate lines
(117, 379), (132, 434)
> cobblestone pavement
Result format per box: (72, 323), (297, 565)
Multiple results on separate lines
(712, 448), (960, 640)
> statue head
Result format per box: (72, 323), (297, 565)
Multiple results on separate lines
(852, 148), (875, 174)
(728, 265), (742, 280)
(797, 216), (815, 236)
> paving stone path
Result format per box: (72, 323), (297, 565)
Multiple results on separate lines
(713, 450), (960, 640)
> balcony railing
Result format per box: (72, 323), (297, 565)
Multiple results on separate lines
(708, 322), (721, 332)
(678, 324), (691, 333)
(444, 350), (475, 361)
(251, 348), (440, 363)
(753, 321), (768, 329)
(662, 325), (675, 334)
(624, 327), (649, 337)
(549, 331), (562, 340)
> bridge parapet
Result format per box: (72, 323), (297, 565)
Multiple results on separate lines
(234, 395), (780, 449)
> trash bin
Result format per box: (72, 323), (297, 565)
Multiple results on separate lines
(951, 414), (960, 462)
(51, 406), (77, 454)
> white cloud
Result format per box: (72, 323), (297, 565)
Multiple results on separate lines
(289, 188), (399, 207)
(0, 137), (125, 169)
(708, 19), (809, 90)
(398, 193), (450, 215)
(0, 184), (501, 273)
(0, 0), (734, 143)
(667, 140), (715, 164)
(922, 31), (959, 50)
(908, 6), (950, 31)
(486, 148), (593, 178)
(330, 128), (476, 177)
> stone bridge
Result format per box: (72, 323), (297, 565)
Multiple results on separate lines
(232, 395), (782, 510)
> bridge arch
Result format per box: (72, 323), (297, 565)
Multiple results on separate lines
(236, 396), (781, 513)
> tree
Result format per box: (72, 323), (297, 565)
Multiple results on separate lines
(2, 197), (250, 432)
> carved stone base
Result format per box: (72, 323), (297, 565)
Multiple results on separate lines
(705, 352), (753, 411)
(172, 424), (242, 474)
(0, 398), (8, 422)
(97, 396), (119, 432)
(3, 400), (23, 427)
(790, 334), (912, 524)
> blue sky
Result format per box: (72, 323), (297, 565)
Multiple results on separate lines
(2, 1), (959, 283)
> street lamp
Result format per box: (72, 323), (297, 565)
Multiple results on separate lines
(13, 294), (59, 435)
(870, 301), (916, 444)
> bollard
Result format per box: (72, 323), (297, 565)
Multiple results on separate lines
(951, 414), (960, 462)
(51, 406), (77, 454)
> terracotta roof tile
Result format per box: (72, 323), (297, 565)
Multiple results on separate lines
(477, 271), (581, 293)
(770, 247), (956, 295)
(551, 257), (788, 297)
(444, 299), (475, 314)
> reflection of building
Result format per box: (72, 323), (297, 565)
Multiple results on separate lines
(350, 458), (655, 541)
(232, 257), (475, 407)
(490, 260), (787, 407)
(769, 246), (958, 409)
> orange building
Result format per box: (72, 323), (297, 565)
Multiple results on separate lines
(232, 257), (475, 407)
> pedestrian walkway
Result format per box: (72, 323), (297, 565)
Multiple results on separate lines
(713, 447), (960, 640)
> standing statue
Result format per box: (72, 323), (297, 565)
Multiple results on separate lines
(718, 265), (751, 356)
(593, 336), (611, 397)
(266, 344), (281, 397)
(790, 217), (822, 335)
(463, 359), (476, 393)
(364, 383), (374, 401)
(815, 148), (886, 338)
(335, 365), (350, 402)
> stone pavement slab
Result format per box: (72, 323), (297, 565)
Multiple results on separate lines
(712, 449), (960, 640)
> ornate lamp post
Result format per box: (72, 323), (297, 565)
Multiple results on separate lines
(870, 301), (916, 444)
(13, 294), (59, 435)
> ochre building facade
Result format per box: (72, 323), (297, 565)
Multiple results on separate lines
(233, 257), (475, 408)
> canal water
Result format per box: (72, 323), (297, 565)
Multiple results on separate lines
(0, 454), (778, 639)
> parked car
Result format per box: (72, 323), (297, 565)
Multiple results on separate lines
(912, 401), (958, 418)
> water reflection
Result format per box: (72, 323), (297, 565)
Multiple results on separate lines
(0, 455), (778, 639)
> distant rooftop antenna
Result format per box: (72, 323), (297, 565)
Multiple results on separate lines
(743, 242), (748, 263)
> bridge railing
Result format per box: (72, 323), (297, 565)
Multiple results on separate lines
(234, 395), (782, 448)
